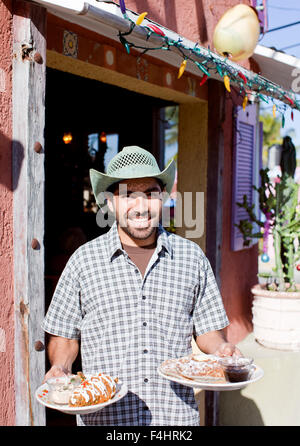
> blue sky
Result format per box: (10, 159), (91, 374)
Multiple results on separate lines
(259, 0), (300, 58)
(259, 0), (300, 150)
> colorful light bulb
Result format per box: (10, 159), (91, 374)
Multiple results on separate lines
(136, 12), (147, 26)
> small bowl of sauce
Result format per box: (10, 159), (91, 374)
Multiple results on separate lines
(218, 357), (254, 383)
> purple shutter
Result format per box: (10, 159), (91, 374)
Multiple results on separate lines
(231, 104), (257, 251)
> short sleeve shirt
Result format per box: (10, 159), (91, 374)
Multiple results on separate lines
(42, 221), (229, 426)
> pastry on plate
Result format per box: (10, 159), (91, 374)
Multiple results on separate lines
(69, 373), (118, 407)
(159, 355), (192, 378)
(176, 357), (226, 383)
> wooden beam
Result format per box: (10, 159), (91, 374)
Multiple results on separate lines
(12, 0), (47, 426)
(205, 79), (226, 288)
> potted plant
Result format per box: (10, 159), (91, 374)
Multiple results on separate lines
(236, 136), (300, 351)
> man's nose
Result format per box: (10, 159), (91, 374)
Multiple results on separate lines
(132, 194), (149, 213)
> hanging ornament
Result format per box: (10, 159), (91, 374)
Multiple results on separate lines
(146, 24), (165, 36)
(136, 12), (148, 26)
(291, 110), (294, 121)
(238, 71), (247, 84)
(213, 5), (260, 61)
(119, 0), (126, 15)
(178, 59), (187, 79)
(199, 74), (208, 86)
(261, 253), (270, 263)
(272, 104), (276, 118)
(242, 94), (248, 111)
(284, 95), (294, 107)
(223, 74), (231, 92)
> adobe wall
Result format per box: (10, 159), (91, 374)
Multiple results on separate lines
(0, 0), (15, 426)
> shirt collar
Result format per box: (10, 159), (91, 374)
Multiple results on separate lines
(106, 221), (173, 260)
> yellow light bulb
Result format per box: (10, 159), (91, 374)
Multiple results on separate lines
(242, 95), (248, 111)
(178, 60), (187, 79)
(223, 75), (231, 92)
(136, 12), (148, 26)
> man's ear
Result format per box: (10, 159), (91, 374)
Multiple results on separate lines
(105, 191), (115, 214)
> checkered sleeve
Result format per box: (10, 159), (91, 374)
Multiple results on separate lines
(41, 253), (82, 339)
(192, 253), (229, 336)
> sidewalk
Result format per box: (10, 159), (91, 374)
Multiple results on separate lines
(219, 332), (300, 426)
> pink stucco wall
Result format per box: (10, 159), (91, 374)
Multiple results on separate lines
(125, 0), (250, 60)
(0, 0), (14, 426)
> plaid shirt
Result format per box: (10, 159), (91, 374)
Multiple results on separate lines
(42, 222), (229, 426)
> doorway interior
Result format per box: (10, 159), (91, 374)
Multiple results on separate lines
(44, 67), (177, 425)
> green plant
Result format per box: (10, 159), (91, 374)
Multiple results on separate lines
(236, 137), (300, 291)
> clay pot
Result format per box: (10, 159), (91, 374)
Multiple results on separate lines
(251, 283), (300, 351)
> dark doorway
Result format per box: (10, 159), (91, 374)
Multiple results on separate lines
(44, 68), (174, 425)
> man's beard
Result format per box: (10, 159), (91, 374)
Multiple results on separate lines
(118, 210), (160, 240)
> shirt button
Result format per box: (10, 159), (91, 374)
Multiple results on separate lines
(144, 378), (148, 383)
(142, 295), (146, 300)
(143, 349), (148, 354)
(143, 406), (149, 411)
(143, 322), (147, 327)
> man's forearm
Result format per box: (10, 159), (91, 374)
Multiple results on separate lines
(195, 329), (242, 357)
(47, 335), (79, 373)
(196, 329), (227, 354)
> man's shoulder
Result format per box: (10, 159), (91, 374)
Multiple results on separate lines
(69, 231), (109, 260)
(164, 229), (205, 257)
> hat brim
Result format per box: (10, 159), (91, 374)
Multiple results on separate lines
(90, 159), (176, 207)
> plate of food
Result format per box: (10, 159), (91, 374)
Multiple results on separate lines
(157, 353), (264, 391)
(35, 372), (128, 415)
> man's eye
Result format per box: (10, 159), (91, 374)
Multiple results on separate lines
(148, 192), (161, 199)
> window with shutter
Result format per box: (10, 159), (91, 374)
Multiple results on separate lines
(231, 103), (261, 251)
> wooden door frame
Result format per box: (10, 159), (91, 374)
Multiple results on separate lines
(12, 0), (47, 426)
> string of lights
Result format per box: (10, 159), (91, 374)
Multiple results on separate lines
(116, 2), (300, 125)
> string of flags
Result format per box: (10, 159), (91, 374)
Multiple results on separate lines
(116, 1), (299, 126)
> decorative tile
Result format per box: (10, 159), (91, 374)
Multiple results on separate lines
(103, 45), (117, 70)
(63, 30), (78, 58)
(162, 68), (174, 88)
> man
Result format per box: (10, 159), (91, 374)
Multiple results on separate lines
(42, 145), (241, 426)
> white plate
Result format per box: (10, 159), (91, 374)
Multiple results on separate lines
(157, 365), (264, 391)
(35, 381), (128, 415)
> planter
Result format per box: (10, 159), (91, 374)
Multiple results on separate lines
(251, 284), (300, 351)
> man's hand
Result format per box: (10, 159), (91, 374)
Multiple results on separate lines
(213, 341), (243, 358)
(43, 364), (70, 383)
(196, 330), (243, 357)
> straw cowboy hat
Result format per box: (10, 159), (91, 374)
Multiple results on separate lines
(90, 146), (176, 206)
